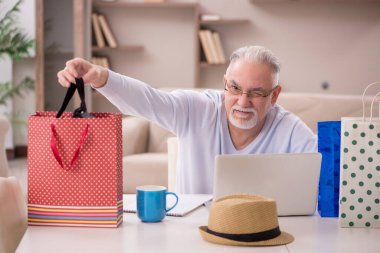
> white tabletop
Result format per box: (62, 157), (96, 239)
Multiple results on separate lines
(17, 205), (380, 253)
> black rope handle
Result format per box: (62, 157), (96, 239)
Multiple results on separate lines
(56, 78), (93, 118)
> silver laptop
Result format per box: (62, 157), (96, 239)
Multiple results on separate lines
(213, 153), (322, 216)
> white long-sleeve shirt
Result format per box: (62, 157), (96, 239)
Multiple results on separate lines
(96, 70), (317, 194)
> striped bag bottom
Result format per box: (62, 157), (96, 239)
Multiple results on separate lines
(28, 200), (123, 228)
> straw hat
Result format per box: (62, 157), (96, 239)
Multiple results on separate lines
(199, 194), (294, 246)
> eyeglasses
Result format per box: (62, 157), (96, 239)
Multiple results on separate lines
(224, 80), (277, 98)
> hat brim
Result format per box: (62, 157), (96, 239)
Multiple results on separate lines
(199, 226), (294, 247)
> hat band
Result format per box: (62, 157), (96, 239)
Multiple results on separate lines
(206, 226), (281, 242)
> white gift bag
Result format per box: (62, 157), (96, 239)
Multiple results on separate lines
(339, 82), (380, 228)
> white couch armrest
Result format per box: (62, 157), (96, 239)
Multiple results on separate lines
(0, 177), (27, 253)
(122, 116), (149, 156)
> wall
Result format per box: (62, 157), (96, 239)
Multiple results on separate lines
(93, 0), (380, 94)
(9, 0), (380, 143)
(196, 0), (380, 95)
(93, 6), (197, 88)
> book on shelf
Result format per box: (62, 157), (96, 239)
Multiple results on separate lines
(212, 32), (226, 64)
(198, 30), (227, 65)
(97, 14), (118, 48)
(102, 57), (110, 69)
(199, 40), (207, 63)
(91, 13), (105, 48)
(204, 30), (219, 64)
(91, 56), (110, 69)
(198, 30), (213, 64)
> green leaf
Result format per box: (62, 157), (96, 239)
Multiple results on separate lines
(0, 0), (34, 59)
(0, 0), (35, 106)
(0, 77), (34, 105)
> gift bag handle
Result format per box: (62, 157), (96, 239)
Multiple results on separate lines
(369, 92), (380, 123)
(50, 123), (89, 171)
(56, 78), (87, 118)
(361, 81), (380, 122)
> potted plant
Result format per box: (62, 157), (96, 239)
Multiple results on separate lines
(0, 0), (34, 158)
(0, 0), (34, 103)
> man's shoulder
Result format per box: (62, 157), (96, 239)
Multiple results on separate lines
(203, 89), (224, 102)
(271, 104), (295, 121)
(271, 104), (309, 129)
(272, 104), (315, 136)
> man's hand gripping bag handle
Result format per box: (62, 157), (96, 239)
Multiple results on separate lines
(51, 78), (91, 171)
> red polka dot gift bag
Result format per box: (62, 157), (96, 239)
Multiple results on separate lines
(27, 79), (123, 228)
(339, 82), (380, 228)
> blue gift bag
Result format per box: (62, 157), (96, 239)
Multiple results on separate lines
(317, 121), (341, 217)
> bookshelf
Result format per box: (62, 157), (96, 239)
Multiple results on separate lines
(93, 1), (198, 8)
(72, 0), (250, 110)
(92, 45), (144, 52)
(36, 0), (380, 111)
(200, 18), (250, 26)
(200, 62), (228, 68)
(35, 0), (77, 111)
(85, 0), (199, 112)
(198, 17), (250, 87)
(198, 18), (250, 65)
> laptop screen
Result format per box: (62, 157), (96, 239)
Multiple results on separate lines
(213, 153), (321, 216)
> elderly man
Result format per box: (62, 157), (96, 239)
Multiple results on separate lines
(58, 45), (317, 194)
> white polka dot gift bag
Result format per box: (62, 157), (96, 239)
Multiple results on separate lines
(339, 82), (380, 228)
(27, 78), (123, 228)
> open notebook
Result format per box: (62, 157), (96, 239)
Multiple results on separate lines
(123, 194), (213, 217)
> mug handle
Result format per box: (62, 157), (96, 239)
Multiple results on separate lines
(165, 192), (179, 212)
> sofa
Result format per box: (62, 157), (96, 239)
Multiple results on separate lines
(0, 116), (27, 253)
(123, 91), (379, 193)
(0, 177), (27, 253)
(122, 116), (175, 193)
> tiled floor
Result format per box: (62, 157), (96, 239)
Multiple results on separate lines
(8, 157), (27, 198)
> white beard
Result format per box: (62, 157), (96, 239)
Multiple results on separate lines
(228, 105), (258, 130)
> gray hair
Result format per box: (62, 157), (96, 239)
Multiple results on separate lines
(226, 46), (280, 87)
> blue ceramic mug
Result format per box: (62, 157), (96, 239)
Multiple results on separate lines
(136, 185), (179, 222)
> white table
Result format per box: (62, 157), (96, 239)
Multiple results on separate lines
(17, 206), (380, 253)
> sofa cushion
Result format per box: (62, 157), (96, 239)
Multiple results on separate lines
(122, 117), (149, 156)
(123, 153), (168, 193)
(147, 123), (175, 153)
(277, 93), (377, 133)
(0, 177), (27, 253)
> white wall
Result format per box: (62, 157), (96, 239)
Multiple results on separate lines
(94, 0), (380, 112)
(18, 0), (36, 56)
(197, 0), (380, 95)
(1, 0), (35, 54)
(8, 0), (380, 145)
